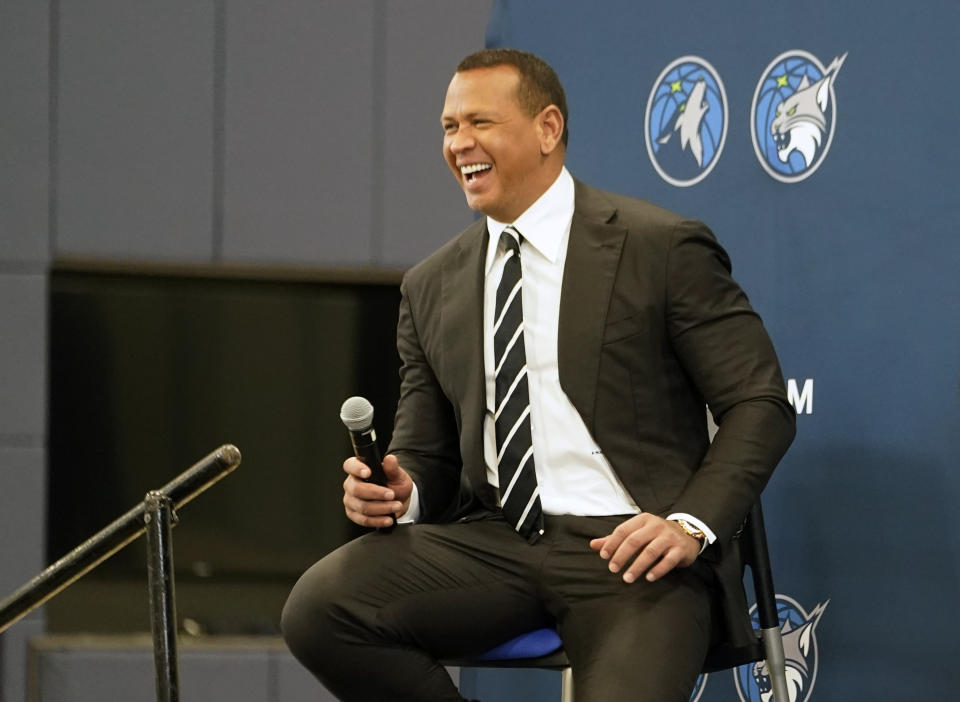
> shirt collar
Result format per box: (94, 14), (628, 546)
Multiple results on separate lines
(485, 167), (575, 273)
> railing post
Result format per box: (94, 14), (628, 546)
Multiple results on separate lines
(145, 491), (180, 702)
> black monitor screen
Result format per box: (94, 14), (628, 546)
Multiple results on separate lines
(48, 267), (403, 631)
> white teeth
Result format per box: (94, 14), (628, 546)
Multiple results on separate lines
(460, 163), (492, 176)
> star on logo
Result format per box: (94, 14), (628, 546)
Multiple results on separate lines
(670, 80), (683, 93)
(776, 74), (789, 87)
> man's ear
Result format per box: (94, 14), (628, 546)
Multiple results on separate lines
(537, 105), (564, 155)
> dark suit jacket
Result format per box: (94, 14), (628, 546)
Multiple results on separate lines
(387, 180), (796, 647)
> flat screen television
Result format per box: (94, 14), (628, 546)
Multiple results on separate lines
(47, 264), (403, 633)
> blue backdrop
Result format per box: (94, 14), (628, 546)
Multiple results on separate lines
(461, 1), (960, 700)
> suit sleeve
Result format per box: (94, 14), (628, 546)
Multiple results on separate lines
(386, 276), (463, 522)
(665, 220), (796, 541)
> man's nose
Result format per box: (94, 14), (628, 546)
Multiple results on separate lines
(447, 129), (475, 154)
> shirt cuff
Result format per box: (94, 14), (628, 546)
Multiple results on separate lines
(666, 512), (716, 554)
(397, 482), (421, 524)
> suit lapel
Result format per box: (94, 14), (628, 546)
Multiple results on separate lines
(558, 181), (626, 434)
(441, 218), (488, 476)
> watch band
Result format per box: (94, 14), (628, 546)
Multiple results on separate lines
(674, 518), (707, 545)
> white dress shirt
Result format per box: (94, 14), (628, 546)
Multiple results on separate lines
(482, 167), (639, 516)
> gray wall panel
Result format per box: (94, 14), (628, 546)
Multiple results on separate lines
(273, 651), (338, 702)
(2, 614), (43, 702)
(1, 7), (50, 702)
(55, 1), (215, 261)
(221, 1), (376, 266)
(270, 649), (456, 701)
(36, 648), (155, 702)
(0, 275), (46, 440)
(0, 0), (50, 263)
(0, 448), (45, 702)
(0, 448), (45, 597)
(380, 1), (492, 267)
(180, 650), (271, 701)
(31, 644), (273, 702)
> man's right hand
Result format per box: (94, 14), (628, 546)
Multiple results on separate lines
(342, 453), (413, 528)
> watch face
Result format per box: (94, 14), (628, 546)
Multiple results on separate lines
(678, 520), (705, 541)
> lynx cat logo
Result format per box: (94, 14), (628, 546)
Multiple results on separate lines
(734, 595), (829, 702)
(645, 56), (728, 187)
(751, 51), (847, 182)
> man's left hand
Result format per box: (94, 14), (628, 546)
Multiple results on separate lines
(589, 513), (700, 583)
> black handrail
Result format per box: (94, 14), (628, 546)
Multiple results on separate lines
(0, 443), (241, 635)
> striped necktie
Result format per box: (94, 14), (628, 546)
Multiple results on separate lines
(493, 227), (544, 542)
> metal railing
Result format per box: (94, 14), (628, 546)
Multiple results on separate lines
(0, 443), (241, 702)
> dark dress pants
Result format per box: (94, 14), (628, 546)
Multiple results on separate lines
(281, 514), (713, 702)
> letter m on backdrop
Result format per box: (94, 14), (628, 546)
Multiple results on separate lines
(787, 378), (814, 414)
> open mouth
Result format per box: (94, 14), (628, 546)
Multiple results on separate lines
(460, 162), (492, 184)
(772, 130), (791, 152)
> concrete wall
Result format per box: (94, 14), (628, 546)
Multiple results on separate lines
(28, 637), (328, 702)
(1, 0), (52, 699)
(53, 0), (481, 267)
(0, 1), (490, 699)
(27, 636), (459, 702)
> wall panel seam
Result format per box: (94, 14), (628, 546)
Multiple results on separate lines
(370, 3), (386, 266)
(47, 0), (60, 257)
(211, 0), (227, 263)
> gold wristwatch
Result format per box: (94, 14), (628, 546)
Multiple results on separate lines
(674, 519), (706, 546)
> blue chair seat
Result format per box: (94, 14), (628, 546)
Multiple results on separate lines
(447, 626), (572, 701)
(476, 627), (563, 661)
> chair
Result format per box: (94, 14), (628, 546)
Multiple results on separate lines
(443, 503), (789, 702)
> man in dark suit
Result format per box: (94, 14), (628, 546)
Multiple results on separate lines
(282, 48), (795, 702)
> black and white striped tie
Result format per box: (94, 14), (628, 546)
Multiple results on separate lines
(494, 227), (543, 542)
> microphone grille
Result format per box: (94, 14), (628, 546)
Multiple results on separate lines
(340, 396), (374, 431)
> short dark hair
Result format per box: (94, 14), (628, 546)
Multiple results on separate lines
(456, 48), (569, 148)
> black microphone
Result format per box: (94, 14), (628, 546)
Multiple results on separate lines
(340, 396), (396, 530)
(339, 396), (389, 487)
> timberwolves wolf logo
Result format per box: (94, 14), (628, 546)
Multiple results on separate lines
(751, 50), (847, 182)
(734, 595), (829, 702)
(645, 56), (728, 187)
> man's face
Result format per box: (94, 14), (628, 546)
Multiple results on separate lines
(441, 65), (557, 223)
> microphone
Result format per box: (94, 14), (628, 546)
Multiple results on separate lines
(339, 396), (389, 487)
